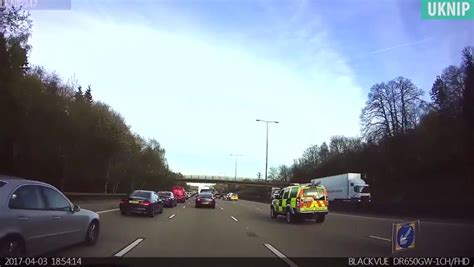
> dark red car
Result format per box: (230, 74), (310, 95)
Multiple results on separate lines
(195, 192), (215, 209)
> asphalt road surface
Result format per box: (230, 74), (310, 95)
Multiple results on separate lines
(48, 198), (474, 265)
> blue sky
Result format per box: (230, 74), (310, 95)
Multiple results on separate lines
(27, 0), (473, 178)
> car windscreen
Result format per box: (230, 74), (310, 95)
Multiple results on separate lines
(130, 191), (151, 199)
(199, 193), (213, 198)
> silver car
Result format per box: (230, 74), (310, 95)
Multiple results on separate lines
(0, 176), (100, 256)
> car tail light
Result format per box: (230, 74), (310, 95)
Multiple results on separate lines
(120, 199), (128, 204)
(297, 198), (304, 208)
(196, 198), (201, 202)
(324, 200), (329, 206)
(140, 200), (151, 206)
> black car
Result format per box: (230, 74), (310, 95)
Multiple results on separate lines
(195, 193), (216, 208)
(157, 191), (177, 208)
(120, 190), (164, 217)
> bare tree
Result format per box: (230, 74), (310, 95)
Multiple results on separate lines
(361, 77), (423, 141)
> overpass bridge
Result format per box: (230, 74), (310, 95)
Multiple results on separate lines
(178, 175), (289, 187)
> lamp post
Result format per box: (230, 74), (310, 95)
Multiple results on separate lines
(256, 119), (279, 182)
(230, 154), (243, 181)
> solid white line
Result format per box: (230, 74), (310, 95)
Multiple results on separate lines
(231, 216), (238, 222)
(97, 208), (119, 214)
(169, 214), (176, 219)
(220, 207), (224, 210)
(114, 238), (144, 257)
(330, 212), (403, 222)
(369, 235), (391, 242)
(183, 206), (186, 209)
(264, 244), (298, 267)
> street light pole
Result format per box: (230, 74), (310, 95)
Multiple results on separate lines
(230, 154), (243, 181)
(256, 119), (279, 182)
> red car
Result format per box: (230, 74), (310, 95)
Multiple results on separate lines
(172, 186), (186, 203)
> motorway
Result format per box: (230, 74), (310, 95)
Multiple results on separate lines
(49, 197), (474, 265)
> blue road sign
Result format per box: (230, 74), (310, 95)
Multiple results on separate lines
(397, 224), (414, 248)
(392, 220), (418, 252)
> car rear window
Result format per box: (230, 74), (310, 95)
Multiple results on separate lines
(158, 192), (171, 197)
(131, 191), (151, 198)
(303, 187), (324, 197)
(199, 193), (213, 198)
(0, 181), (6, 187)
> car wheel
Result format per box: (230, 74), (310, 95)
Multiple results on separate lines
(286, 210), (294, 224)
(149, 207), (155, 218)
(315, 214), (325, 223)
(85, 221), (100, 246)
(270, 207), (277, 219)
(0, 236), (25, 257)
(159, 206), (164, 214)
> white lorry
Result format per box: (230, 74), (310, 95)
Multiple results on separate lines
(311, 173), (370, 203)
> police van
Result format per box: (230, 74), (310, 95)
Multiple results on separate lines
(270, 183), (328, 223)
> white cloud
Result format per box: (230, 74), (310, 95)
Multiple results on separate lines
(29, 7), (364, 177)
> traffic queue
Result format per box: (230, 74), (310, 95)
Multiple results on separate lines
(0, 174), (331, 257)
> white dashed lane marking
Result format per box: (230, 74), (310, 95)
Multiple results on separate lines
(114, 238), (144, 257)
(368, 235), (391, 242)
(97, 208), (119, 214)
(264, 243), (298, 267)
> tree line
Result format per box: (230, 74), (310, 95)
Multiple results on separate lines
(270, 46), (474, 206)
(0, 8), (185, 193)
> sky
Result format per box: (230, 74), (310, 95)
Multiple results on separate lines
(25, 0), (473, 178)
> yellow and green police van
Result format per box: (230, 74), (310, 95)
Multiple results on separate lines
(270, 183), (329, 223)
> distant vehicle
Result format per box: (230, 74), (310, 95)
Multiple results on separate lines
(157, 191), (177, 208)
(172, 186), (186, 203)
(195, 192), (216, 208)
(0, 176), (100, 257)
(230, 193), (239, 201)
(199, 187), (213, 194)
(271, 184), (328, 223)
(311, 173), (371, 203)
(222, 193), (231, 200)
(271, 187), (281, 199)
(120, 190), (164, 217)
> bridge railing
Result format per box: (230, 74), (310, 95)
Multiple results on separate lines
(181, 175), (282, 184)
